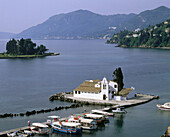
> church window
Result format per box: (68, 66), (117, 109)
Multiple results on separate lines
(103, 84), (106, 89)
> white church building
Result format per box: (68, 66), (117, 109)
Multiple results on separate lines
(73, 77), (135, 101)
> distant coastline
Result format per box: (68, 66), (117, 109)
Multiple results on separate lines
(116, 45), (170, 50)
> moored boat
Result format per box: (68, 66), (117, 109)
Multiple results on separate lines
(84, 114), (108, 124)
(51, 121), (82, 134)
(91, 109), (114, 116)
(47, 115), (60, 126)
(80, 118), (97, 130)
(30, 123), (49, 135)
(157, 102), (170, 111)
(112, 107), (127, 113)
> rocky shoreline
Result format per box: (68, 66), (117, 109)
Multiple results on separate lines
(116, 45), (170, 50)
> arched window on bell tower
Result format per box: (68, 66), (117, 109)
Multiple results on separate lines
(103, 84), (106, 89)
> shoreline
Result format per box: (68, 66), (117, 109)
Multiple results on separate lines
(0, 52), (60, 59)
(116, 45), (170, 50)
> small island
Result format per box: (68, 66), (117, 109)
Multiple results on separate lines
(0, 38), (59, 59)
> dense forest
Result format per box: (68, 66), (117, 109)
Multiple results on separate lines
(5, 38), (48, 55)
(106, 19), (170, 48)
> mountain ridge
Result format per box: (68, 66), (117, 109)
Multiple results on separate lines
(16, 6), (170, 40)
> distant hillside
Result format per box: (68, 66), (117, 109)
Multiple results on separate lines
(0, 32), (15, 39)
(119, 6), (170, 31)
(106, 19), (170, 48)
(16, 6), (170, 40)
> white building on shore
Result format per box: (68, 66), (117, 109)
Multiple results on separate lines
(73, 77), (135, 101)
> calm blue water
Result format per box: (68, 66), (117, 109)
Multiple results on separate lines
(0, 39), (170, 136)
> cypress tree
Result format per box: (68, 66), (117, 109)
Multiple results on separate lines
(113, 67), (124, 91)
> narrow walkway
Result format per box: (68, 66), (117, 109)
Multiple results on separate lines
(66, 93), (156, 107)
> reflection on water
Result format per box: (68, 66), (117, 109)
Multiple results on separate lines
(114, 114), (125, 128)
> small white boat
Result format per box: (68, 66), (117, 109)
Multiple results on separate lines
(67, 117), (81, 123)
(91, 109), (114, 116)
(7, 131), (18, 137)
(51, 121), (82, 134)
(80, 118), (97, 130)
(157, 102), (170, 111)
(112, 107), (127, 113)
(7, 131), (29, 137)
(23, 130), (33, 136)
(47, 115), (60, 125)
(30, 123), (49, 135)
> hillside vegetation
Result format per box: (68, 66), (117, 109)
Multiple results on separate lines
(107, 20), (170, 48)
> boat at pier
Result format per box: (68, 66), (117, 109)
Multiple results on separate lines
(30, 123), (49, 135)
(112, 107), (127, 113)
(80, 118), (97, 130)
(47, 115), (60, 126)
(157, 102), (170, 111)
(84, 114), (109, 124)
(51, 121), (82, 134)
(91, 109), (114, 116)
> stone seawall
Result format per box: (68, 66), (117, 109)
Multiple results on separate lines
(0, 103), (82, 119)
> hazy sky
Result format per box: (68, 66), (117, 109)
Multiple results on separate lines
(0, 0), (170, 33)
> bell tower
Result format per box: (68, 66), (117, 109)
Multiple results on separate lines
(101, 77), (109, 100)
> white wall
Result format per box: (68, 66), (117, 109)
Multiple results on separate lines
(113, 96), (122, 101)
(109, 81), (118, 93)
(74, 91), (103, 100)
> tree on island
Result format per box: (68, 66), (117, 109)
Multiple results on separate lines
(6, 38), (48, 55)
(113, 67), (124, 91)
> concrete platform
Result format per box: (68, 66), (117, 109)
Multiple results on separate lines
(66, 93), (157, 107)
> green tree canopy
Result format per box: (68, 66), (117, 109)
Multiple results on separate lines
(6, 38), (48, 55)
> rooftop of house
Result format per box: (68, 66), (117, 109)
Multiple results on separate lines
(74, 79), (101, 93)
(118, 88), (133, 97)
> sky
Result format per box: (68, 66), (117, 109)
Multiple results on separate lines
(0, 0), (170, 34)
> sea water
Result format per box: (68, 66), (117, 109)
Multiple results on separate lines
(0, 39), (170, 137)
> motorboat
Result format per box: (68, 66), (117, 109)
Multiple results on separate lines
(157, 102), (170, 111)
(80, 118), (97, 130)
(7, 131), (18, 137)
(84, 114), (108, 124)
(30, 123), (49, 135)
(67, 117), (81, 123)
(51, 121), (82, 134)
(7, 131), (29, 137)
(47, 115), (60, 126)
(112, 107), (127, 113)
(91, 109), (114, 116)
